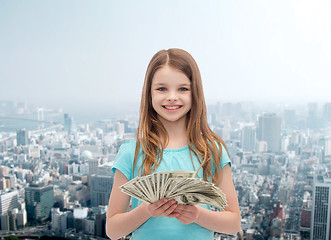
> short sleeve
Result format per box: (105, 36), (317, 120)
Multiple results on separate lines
(220, 143), (232, 169)
(111, 141), (135, 181)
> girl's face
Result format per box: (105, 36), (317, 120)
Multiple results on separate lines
(151, 65), (192, 126)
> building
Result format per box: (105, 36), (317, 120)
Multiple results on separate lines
(89, 163), (114, 207)
(241, 126), (256, 152)
(64, 113), (73, 133)
(51, 208), (68, 234)
(283, 109), (296, 129)
(323, 103), (331, 124)
(25, 183), (54, 221)
(324, 135), (331, 158)
(73, 208), (88, 233)
(16, 129), (28, 146)
(311, 175), (331, 239)
(95, 211), (106, 238)
(88, 158), (100, 176)
(0, 190), (19, 215)
(257, 113), (281, 153)
(307, 102), (319, 129)
(0, 214), (9, 230)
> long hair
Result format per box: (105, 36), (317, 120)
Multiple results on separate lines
(133, 48), (229, 182)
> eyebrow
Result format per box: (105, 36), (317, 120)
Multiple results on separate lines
(152, 82), (191, 87)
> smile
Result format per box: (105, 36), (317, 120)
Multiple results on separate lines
(163, 105), (182, 110)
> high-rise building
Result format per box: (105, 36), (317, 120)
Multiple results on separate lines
(16, 129), (28, 146)
(88, 155), (100, 176)
(25, 183), (54, 221)
(283, 109), (296, 129)
(241, 126), (256, 152)
(307, 103), (319, 129)
(323, 103), (331, 124)
(51, 208), (68, 234)
(311, 175), (331, 239)
(64, 113), (73, 133)
(257, 113), (281, 153)
(0, 214), (9, 230)
(0, 190), (19, 215)
(324, 136), (331, 158)
(95, 212), (106, 238)
(89, 163), (114, 207)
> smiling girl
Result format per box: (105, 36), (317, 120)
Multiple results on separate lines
(106, 48), (241, 240)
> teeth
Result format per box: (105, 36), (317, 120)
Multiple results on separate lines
(164, 106), (181, 110)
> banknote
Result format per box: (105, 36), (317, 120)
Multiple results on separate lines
(120, 170), (227, 210)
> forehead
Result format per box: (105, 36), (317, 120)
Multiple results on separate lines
(152, 65), (190, 85)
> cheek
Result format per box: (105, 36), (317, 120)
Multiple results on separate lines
(151, 94), (160, 109)
(152, 93), (162, 104)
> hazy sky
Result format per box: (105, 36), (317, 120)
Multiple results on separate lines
(1, 0), (331, 115)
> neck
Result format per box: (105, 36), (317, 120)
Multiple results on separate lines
(159, 117), (188, 149)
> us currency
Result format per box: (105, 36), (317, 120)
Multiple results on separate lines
(120, 170), (227, 210)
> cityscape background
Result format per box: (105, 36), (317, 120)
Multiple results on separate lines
(0, 100), (331, 240)
(1, 1), (331, 240)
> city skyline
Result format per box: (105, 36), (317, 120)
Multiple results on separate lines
(1, 1), (331, 115)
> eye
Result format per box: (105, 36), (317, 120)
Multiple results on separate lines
(179, 87), (189, 91)
(157, 87), (166, 91)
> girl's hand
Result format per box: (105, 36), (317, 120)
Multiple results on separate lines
(144, 198), (178, 218)
(173, 204), (200, 225)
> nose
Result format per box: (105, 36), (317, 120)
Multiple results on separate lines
(167, 90), (178, 102)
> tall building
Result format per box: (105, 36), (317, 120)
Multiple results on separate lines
(25, 183), (54, 221)
(88, 158), (100, 176)
(64, 113), (73, 133)
(89, 163), (114, 207)
(323, 103), (331, 124)
(16, 129), (28, 146)
(324, 136), (331, 158)
(307, 103), (319, 129)
(311, 175), (331, 239)
(257, 113), (281, 153)
(241, 126), (256, 152)
(0, 190), (19, 215)
(51, 208), (68, 234)
(283, 109), (296, 129)
(95, 212), (106, 237)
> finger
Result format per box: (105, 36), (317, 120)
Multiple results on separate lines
(176, 204), (197, 213)
(149, 198), (168, 211)
(175, 204), (191, 213)
(167, 211), (180, 218)
(154, 200), (176, 216)
(164, 203), (178, 217)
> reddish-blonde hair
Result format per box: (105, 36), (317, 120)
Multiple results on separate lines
(133, 48), (229, 182)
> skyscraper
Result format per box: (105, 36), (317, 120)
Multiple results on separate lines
(257, 113), (281, 153)
(323, 103), (331, 126)
(25, 183), (54, 221)
(64, 113), (73, 133)
(89, 163), (114, 207)
(241, 126), (256, 152)
(0, 190), (19, 215)
(307, 102), (319, 129)
(311, 175), (331, 239)
(283, 109), (296, 129)
(16, 129), (28, 146)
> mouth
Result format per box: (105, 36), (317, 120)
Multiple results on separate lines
(162, 105), (182, 110)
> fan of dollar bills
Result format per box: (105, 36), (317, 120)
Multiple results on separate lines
(120, 170), (227, 210)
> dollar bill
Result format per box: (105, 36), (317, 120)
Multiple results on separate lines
(120, 170), (227, 210)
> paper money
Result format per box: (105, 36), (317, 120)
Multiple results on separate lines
(120, 170), (227, 210)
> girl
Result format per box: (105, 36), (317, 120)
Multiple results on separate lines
(106, 48), (241, 240)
